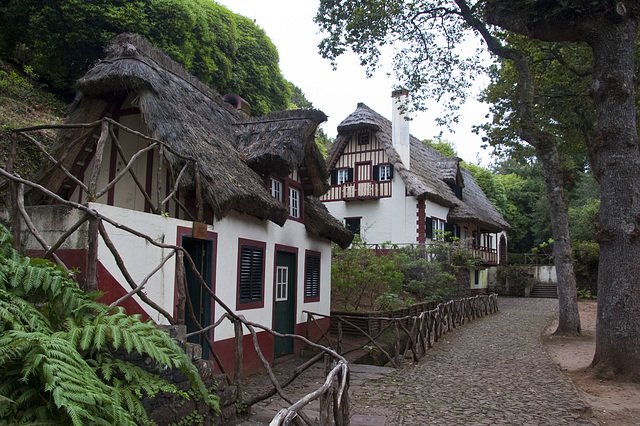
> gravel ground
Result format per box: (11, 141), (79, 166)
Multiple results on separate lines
(350, 297), (597, 425)
(238, 297), (597, 425)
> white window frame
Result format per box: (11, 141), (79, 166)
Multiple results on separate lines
(270, 178), (283, 202)
(337, 169), (349, 185)
(289, 186), (300, 218)
(432, 218), (445, 241)
(378, 164), (392, 181)
(275, 266), (288, 301)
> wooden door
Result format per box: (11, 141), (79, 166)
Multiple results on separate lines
(274, 251), (296, 357)
(182, 237), (214, 359)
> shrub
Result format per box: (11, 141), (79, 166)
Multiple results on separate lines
(0, 224), (218, 424)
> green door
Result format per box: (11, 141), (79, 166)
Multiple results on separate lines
(182, 237), (213, 359)
(274, 251), (296, 358)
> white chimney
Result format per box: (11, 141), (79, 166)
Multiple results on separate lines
(392, 89), (410, 170)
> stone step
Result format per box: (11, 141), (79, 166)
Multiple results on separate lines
(531, 284), (558, 298)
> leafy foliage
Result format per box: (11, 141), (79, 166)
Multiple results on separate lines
(331, 237), (481, 311)
(0, 224), (218, 425)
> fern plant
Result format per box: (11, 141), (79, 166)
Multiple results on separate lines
(0, 224), (219, 424)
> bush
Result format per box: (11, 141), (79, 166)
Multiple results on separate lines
(0, 224), (218, 424)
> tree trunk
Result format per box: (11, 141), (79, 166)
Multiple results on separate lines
(536, 140), (581, 335)
(588, 18), (640, 380)
(455, 0), (582, 335)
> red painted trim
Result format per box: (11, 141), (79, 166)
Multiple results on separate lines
(175, 225), (218, 349)
(26, 248), (148, 319)
(236, 238), (267, 310)
(416, 199), (426, 244)
(303, 249), (321, 303)
(211, 317), (330, 377)
(97, 261), (148, 320)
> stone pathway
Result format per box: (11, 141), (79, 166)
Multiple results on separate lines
(237, 297), (597, 425)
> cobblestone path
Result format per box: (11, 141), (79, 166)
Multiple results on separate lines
(350, 297), (597, 425)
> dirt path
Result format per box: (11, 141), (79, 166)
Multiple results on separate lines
(542, 300), (640, 425)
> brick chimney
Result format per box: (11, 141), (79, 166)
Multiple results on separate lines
(392, 89), (410, 169)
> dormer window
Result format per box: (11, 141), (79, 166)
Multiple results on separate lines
(270, 178), (283, 201)
(289, 186), (300, 218)
(358, 132), (370, 145)
(450, 183), (463, 200)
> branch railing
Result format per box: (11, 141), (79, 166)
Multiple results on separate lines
(3, 121), (350, 425)
(306, 294), (499, 368)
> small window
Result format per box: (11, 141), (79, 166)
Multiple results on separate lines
(358, 132), (370, 145)
(474, 269), (480, 286)
(238, 243), (265, 306)
(432, 218), (445, 241)
(337, 169), (349, 185)
(345, 217), (361, 236)
(304, 252), (320, 301)
(270, 178), (283, 201)
(275, 266), (288, 301)
(378, 164), (392, 181)
(289, 187), (300, 218)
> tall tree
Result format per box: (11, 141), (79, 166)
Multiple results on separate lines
(485, 0), (640, 381)
(316, 0), (582, 339)
(317, 0), (640, 380)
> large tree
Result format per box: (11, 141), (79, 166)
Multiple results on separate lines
(317, 1), (640, 379)
(485, 0), (640, 381)
(316, 0), (582, 338)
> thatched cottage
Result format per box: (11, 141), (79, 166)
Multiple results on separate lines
(20, 33), (352, 374)
(321, 90), (510, 293)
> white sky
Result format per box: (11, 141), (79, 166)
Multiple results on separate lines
(215, 0), (494, 165)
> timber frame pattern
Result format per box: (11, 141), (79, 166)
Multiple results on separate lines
(2, 119), (350, 426)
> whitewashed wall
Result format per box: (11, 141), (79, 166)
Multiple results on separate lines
(23, 203), (333, 341)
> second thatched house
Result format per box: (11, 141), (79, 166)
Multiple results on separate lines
(321, 90), (510, 294)
(18, 33), (352, 375)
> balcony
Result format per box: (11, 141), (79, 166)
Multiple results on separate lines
(321, 180), (392, 202)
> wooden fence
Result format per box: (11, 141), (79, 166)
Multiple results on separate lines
(3, 121), (349, 426)
(306, 294), (499, 369)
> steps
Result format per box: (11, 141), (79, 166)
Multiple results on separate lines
(530, 284), (558, 298)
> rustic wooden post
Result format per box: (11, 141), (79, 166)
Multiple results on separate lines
(88, 121), (109, 198)
(176, 250), (186, 325)
(234, 319), (244, 404)
(393, 320), (401, 366)
(84, 121), (109, 293)
(83, 217), (99, 293)
(320, 354), (334, 425)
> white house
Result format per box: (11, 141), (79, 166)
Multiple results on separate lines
(18, 34), (352, 375)
(321, 90), (510, 293)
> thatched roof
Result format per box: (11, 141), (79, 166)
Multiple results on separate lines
(328, 102), (510, 233)
(36, 33), (352, 245)
(448, 169), (511, 232)
(304, 197), (353, 249)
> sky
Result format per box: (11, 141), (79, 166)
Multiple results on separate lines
(215, 0), (495, 165)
